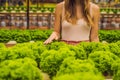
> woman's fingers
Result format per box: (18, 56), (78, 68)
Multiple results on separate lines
(55, 36), (59, 40)
(44, 39), (49, 44)
(44, 32), (59, 44)
(44, 40), (50, 44)
(44, 38), (53, 44)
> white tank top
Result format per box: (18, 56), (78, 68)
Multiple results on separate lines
(61, 3), (92, 41)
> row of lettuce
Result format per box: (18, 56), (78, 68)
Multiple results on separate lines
(0, 41), (120, 80)
(0, 29), (120, 43)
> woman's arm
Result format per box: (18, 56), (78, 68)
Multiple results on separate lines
(44, 3), (63, 44)
(90, 4), (100, 42)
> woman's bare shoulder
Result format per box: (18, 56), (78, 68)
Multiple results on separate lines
(56, 1), (64, 10)
(55, 1), (64, 15)
(90, 2), (100, 11)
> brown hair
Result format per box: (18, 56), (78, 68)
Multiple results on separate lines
(64, 0), (93, 26)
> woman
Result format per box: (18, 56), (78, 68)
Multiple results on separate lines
(44, 0), (100, 45)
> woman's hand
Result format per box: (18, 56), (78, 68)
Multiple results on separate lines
(44, 32), (59, 44)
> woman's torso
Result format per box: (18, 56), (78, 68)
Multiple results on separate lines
(61, 2), (93, 42)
